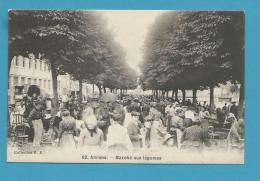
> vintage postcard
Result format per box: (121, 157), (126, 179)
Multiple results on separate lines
(7, 10), (244, 163)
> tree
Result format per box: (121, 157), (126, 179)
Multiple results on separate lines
(141, 11), (244, 114)
(9, 10), (87, 112)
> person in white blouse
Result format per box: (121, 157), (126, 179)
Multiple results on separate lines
(106, 107), (132, 151)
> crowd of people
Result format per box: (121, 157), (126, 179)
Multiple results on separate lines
(9, 90), (244, 154)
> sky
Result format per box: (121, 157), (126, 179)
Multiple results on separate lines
(99, 10), (165, 75)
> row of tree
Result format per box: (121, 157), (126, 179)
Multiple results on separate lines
(140, 11), (244, 117)
(9, 10), (137, 111)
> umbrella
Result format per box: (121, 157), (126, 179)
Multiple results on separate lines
(100, 92), (117, 103)
(27, 85), (40, 97)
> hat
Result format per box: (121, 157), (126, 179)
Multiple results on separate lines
(56, 111), (61, 117)
(201, 111), (210, 119)
(227, 112), (236, 119)
(173, 102), (179, 106)
(192, 116), (201, 123)
(185, 110), (195, 121)
(175, 107), (183, 114)
(163, 134), (174, 143)
(91, 102), (99, 108)
(150, 102), (157, 108)
(142, 105), (150, 112)
(33, 98), (43, 106)
(61, 109), (70, 117)
(84, 115), (97, 127)
(133, 98), (139, 102)
(131, 111), (140, 117)
(112, 107), (124, 121)
(45, 114), (52, 119)
(145, 115), (153, 121)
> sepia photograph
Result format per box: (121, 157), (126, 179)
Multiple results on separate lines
(7, 10), (244, 164)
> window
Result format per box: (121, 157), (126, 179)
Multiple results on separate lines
(15, 57), (18, 66)
(34, 60), (37, 69)
(43, 80), (46, 88)
(34, 79), (37, 85)
(21, 77), (25, 84)
(29, 60), (32, 68)
(39, 79), (42, 87)
(48, 80), (51, 89)
(58, 80), (61, 90)
(28, 78), (31, 85)
(40, 61), (42, 70)
(14, 76), (18, 85)
(22, 58), (25, 67)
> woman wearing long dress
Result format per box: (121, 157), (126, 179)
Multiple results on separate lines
(106, 106), (132, 151)
(79, 107), (104, 149)
(149, 104), (167, 148)
(58, 110), (77, 151)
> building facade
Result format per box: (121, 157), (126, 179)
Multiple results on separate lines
(8, 55), (97, 104)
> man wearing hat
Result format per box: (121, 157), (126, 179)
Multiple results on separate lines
(149, 102), (162, 123)
(52, 108), (63, 144)
(27, 99), (45, 150)
(227, 118), (244, 151)
(230, 101), (238, 119)
(127, 111), (143, 149)
(95, 101), (111, 141)
(170, 107), (185, 130)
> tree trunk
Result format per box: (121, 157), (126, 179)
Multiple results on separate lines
(209, 85), (215, 113)
(103, 87), (106, 93)
(175, 89), (178, 101)
(238, 82), (244, 119)
(155, 90), (158, 99)
(92, 84), (95, 94)
(97, 85), (102, 96)
(181, 89), (186, 103)
(192, 89), (197, 106)
(120, 89), (123, 100)
(166, 91), (169, 98)
(162, 90), (165, 99)
(171, 90), (174, 99)
(50, 62), (59, 115)
(78, 78), (83, 118)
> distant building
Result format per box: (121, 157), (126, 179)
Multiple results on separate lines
(8, 55), (98, 104)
